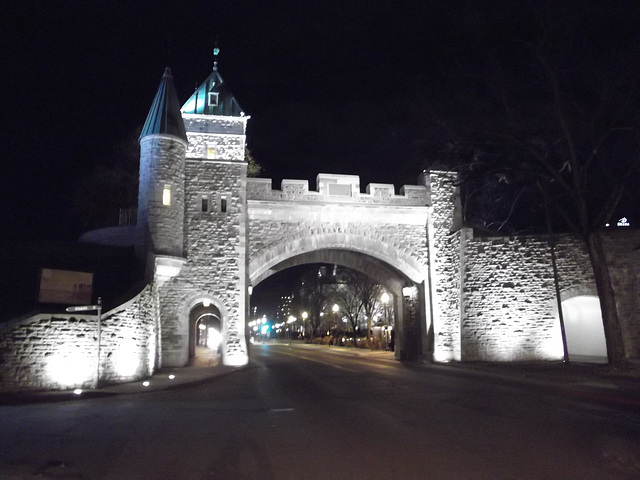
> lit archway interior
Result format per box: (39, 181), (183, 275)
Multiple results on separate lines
(562, 295), (607, 363)
(188, 303), (222, 366)
(249, 248), (428, 361)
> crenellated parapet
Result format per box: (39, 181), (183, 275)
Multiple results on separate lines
(247, 173), (428, 205)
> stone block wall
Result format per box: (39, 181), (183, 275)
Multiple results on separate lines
(600, 231), (640, 357)
(183, 116), (246, 161)
(0, 285), (158, 392)
(157, 158), (248, 367)
(460, 230), (640, 361)
(461, 232), (564, 361)
(137, 136), (187, 257)
(424, 171), (462, 362)
(247, 204), (430, 285)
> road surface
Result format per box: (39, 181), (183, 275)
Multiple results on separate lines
(1, 343), (639, 479)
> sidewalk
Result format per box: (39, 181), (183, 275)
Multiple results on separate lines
(0, 363), (247, 405)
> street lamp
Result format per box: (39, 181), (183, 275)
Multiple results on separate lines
(287, 315), (297, 340)
(331, 304), (340, 345)
(301, 311), (308, 338)
(380, 292), (390, 325)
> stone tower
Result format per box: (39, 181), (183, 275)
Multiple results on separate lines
(137, 57), (250, 368)
(178, 57), (250, 366)
(137, 67), (188, 268)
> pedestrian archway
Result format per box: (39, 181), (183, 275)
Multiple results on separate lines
(189, 302), (223, 366)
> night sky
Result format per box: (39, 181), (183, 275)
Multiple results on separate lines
(3, 1), (640, 242)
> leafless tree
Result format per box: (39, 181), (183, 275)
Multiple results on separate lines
(435, 6), (640, 364)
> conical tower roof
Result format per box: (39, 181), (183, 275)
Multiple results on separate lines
(181, 62), (244, 116)
(140, 68), (188, 143)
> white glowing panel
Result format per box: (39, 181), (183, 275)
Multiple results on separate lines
(46, 350), (94, 388)
(112, 338), (140, 378)
(207, 327), (222, 349)
(562, 296), (607, 359)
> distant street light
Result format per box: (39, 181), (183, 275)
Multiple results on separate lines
(380, 292), (390, 325)
(332, 304), (340, 333)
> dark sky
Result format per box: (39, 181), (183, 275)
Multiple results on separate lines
(2, 1), (640, 241)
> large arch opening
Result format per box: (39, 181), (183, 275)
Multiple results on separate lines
(562, 295), (607, 363)
(248, 248), (429, 362)
(188, 302), (223, 367)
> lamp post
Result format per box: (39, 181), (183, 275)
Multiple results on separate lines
(66, 297), (102, 388)
(287, 315), (297, 341)
(301, 311), (308, 339)
(380, 292), (390, 351)
(332, 304), (339, 344)
(380, 292), (390, 325)
(332, 303), (339, 323)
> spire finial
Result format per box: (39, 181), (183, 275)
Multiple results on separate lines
(213, 46), (220, 71)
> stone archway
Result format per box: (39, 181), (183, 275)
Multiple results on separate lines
(170, 294), (229, 368)
(248, 247), (430, 361)
(188, 302), (223, 366)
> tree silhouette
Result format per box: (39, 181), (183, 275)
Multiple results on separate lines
(415, 5), (640, 364)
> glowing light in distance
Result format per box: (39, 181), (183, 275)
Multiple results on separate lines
(143, 381), (150, 387)
(207, 327), (222, 349)
(74, 389), (82, 395)
(168, 375), (175, 380)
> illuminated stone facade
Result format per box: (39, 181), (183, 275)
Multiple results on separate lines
(2, 66), (639, 393)
(0, 285), (158, 392)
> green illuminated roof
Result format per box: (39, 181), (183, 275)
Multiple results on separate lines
(181, 63), (244, 116)
(140, 68), (188, 143)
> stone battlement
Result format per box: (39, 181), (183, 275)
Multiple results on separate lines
(247, 173), (428, 205)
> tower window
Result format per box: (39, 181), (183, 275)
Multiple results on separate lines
(220, 196), (228, 213)
(201, 195), (209, 212)
(208, 92), (219, 107)
(162, 184), (172, 206)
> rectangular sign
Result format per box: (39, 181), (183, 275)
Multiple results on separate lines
(38, 268), (93, 305)
(66, 304), (100, 312)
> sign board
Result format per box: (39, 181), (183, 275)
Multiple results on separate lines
(66, 304), (100, 312)
(38, 268), (93, 305)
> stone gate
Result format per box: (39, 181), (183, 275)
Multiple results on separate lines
(137, 64), (640, 369)
(1, 62), (639, 392)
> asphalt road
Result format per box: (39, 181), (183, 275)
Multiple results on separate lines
(1, 344), (639, 479)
